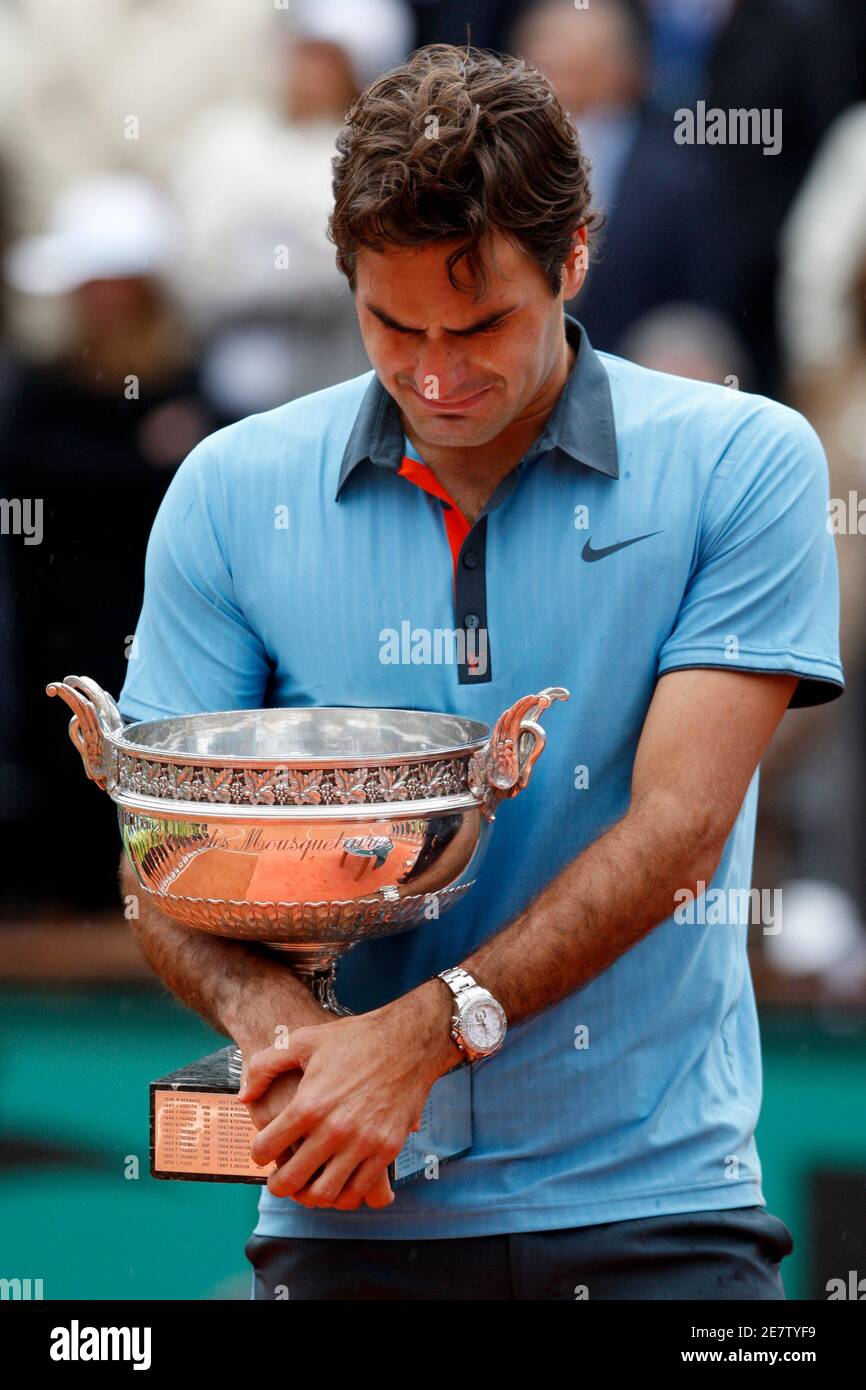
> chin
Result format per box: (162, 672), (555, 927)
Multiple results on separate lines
(417, 421), (491, 448)
(409, 407), (503, 447)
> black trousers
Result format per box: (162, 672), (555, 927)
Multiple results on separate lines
(246, 1205), (793, 1300)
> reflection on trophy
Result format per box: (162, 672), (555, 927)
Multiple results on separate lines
(47, 675), (569, 1185)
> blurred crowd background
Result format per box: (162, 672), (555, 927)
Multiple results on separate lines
(1, 0), (866, 1301)
(2, 0), (866, 988)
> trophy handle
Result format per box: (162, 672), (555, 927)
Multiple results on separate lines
(46, 675), (124, 789)
(468, 686), (570, 822)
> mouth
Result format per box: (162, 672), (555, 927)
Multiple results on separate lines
(406, 383), (494, 413)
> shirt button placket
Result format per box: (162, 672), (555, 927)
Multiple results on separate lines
(455, 519), (491, 684)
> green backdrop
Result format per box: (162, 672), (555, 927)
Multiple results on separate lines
(1, 988), (864, 1299)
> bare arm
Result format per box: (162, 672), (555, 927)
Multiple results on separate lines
(240, 668), (799, 1209)
(119, 853), (395, 1209)
(118, 853), (325, 1056)
(412, 667), (799, 1031)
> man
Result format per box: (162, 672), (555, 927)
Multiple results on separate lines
(118, 45), (842, 1300)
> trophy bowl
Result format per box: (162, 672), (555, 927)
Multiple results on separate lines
(46, 675), (569, 1003)
(47, 675), (569, 1183)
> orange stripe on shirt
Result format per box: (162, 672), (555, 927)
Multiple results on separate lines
(398, 456), (471, 582)
(397, 456), (481, 672)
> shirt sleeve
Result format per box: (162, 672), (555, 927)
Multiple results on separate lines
(117, 433), (271, 724)
(657, 402), (844, 707)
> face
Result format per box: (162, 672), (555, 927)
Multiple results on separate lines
(354, 230), (587, 450)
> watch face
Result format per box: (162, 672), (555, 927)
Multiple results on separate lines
(463, 998), (505, 1052)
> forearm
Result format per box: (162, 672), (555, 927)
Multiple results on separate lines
(397, 787), (724, 1051)
(461, 788), (722, 1023)
(118, 855), (324, 1052)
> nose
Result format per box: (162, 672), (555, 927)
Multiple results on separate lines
(411, 339), (473, 402)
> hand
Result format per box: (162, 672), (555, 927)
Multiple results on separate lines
(238, 985), (457, 1211)
(239, 1025), (394, 1211)
(243, 1064), (301, 1135)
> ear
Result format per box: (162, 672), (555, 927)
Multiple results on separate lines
(561, 226), (589, 300)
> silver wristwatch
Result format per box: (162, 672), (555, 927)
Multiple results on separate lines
(436, 966), (507, 1063)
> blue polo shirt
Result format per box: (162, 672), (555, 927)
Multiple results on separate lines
(118, 315), (842, 1239)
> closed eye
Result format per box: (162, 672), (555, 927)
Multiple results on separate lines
(386, 318), (509, 339)
(367, 303), (517, 337)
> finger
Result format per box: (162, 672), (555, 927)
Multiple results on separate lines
(238, 1045), (303, 1103)
(238, 1042), (306, 1102)
(346, 1158), (395, 1209)
(295, 1155), (395, 1211)
(249, 1097), (313, 1165)
(320, 1159), (395, 1211)
(266, 1130), (343, 1198)
(328, 1166), (395, 1211)
(273, 1142), (297, 1172)
(364, 1170), (395, 1209)
(292, 1148), (368, 1209)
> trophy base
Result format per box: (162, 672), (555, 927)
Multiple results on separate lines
(150, 1045), (472, 1187)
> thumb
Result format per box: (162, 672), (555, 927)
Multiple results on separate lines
(237, 1035), (311, 1102)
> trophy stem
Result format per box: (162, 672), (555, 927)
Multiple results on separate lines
(292, 962), (353, 1017)
(267, 944), (353, 1017)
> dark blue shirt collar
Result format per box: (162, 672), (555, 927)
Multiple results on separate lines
(335, 313), (619, 500)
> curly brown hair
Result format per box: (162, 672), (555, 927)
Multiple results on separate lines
(328, 43), (599, 301)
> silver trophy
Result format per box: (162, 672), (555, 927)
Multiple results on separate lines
(47, 675), (568, 1185)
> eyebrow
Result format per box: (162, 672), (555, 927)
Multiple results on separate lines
(365, 302), (518, 336)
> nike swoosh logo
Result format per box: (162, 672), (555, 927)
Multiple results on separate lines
(581, 530), (661, 562)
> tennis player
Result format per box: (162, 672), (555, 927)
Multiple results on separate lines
(118, 45), (843, 1300)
